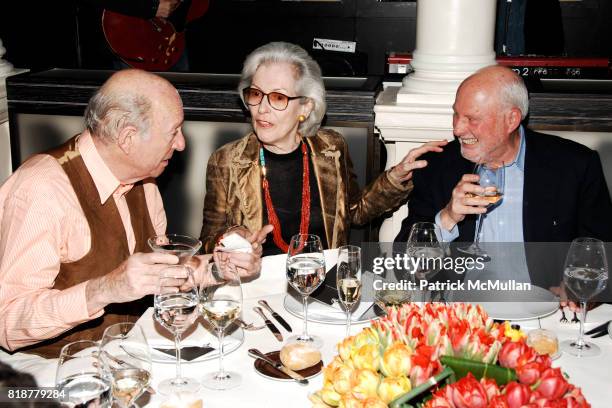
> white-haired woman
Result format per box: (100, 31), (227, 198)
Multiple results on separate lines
(200, 42), (446, 255)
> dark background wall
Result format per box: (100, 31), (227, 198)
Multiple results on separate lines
(0, 0), (610, 76)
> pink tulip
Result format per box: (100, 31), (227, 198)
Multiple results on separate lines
(504, 382), (532, 408)
(517, 361), (544, 386)
(536, 368), (569, 400)
(499, 341), (529, 369)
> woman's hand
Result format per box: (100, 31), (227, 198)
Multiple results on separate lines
(388, 140), (448, 184)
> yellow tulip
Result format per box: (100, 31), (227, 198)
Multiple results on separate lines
(361, 396), (388, 408)
(377, 376), (412, 404)
(338, 394), (363, 408)
(309, 392), (333, 408)
(351, 369), (380, 400)
(332, 362), (355, 395)
(352, 344), (381, 371)
(324, 356), (345, 384)
(380, 342), (412, 377)
(321, 383), (342, 407)
(338, 336), (355, 363)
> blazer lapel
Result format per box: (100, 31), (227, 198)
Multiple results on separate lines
(306, 135), (341, 248)
(522, 130), (555, 242)
(231, 134), (263, 233)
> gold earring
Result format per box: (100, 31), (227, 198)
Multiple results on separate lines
(298, 115), (306, 123)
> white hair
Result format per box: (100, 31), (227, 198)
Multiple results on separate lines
(84, 89), (152, 143)
(499, 73), (530, 120)
(238, 42), (326, 137)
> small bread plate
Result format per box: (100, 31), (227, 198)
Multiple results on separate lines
(253, 351), (323, 382)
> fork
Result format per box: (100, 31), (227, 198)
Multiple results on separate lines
(559, 306), (569, 323)
(235, 318), (265, 331)
(572, 311), (580, 323)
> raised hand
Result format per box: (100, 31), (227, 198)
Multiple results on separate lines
(388, 140), (448, 184)
(439, 173), (489, 231)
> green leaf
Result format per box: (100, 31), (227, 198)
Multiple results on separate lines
(389, 367), (454, 408)
(440, 355), (517, 385)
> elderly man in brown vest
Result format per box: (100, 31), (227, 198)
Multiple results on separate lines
(0, 70), (264, 358)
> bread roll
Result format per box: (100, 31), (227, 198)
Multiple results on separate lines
(279, 343), (321, 371)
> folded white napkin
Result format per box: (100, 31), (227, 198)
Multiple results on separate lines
(220, 233), (252, 253)
(135, 308), (240, 349)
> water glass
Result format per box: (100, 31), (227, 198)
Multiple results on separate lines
(286, 234), (326, 348)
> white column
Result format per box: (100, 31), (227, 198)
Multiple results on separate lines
(375, 0), (497, 242)
(0, 38), (16, 183)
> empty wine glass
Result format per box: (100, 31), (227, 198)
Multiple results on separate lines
(148, 234), (202, 265)
(560, 237), (609, 357)
(199, 259), (243, 390)
(458, 163), (505, 259)
(407, 222), (444, 303)
(336, 245), (362, 337)
(56, 340), (112, 408)
(153, 265), (200, 395)
(100, 323), (152, 408)
(286, 234), (326, 348)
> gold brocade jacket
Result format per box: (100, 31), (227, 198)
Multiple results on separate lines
(200, 128), (412, 253)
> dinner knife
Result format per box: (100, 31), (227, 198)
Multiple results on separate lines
(258, 299), (292, 332)
(248, 348), (308, 385)
(585, 320), (611, 335)
(253, 306), (283, 341)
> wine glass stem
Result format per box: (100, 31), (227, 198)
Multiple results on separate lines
(346, 308), (352, 337)
(577, 301), (587, 347)
(217, 328), (226, 377)
(302, 295), (309, 339)
(174, 332), (183, 383)
(474, 213), (486, 245)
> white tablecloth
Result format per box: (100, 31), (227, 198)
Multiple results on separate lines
(2, 252), (611, 407)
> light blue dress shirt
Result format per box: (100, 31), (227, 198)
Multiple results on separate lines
(435, 127), (530, 282)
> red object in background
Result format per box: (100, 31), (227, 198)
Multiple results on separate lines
(102, 0), (209, 72)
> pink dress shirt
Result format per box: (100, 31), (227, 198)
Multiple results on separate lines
(0, 132), (166, 350)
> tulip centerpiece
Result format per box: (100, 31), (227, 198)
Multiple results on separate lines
(309, 303), (590, 408)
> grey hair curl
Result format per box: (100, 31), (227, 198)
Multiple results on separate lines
(84, 89), (152, 143)
(238, 42), (326, 137)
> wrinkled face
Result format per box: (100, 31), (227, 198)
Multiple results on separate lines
(131, 90), (185, 179)
(452, 83), (512, 165)
(248, 62), (311, 149)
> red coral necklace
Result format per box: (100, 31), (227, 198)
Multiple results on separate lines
(259, 141), (311, 252)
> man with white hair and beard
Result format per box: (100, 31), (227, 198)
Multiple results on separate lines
(395, 65), (612, 291)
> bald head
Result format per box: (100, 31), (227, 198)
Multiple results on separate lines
(458, 65), (529, 120)
(84, 69), (181, 143)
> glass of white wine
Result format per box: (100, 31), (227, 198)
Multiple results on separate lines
(100, 323), (152, 408)
(286, 234), (326, 348)
(560, 237), (608, 357)
(56, 340), (112, 408)
(336, 245), (362, 337)
(153, 265), (200, 395)
(458, 163), (505, 259)
(199, 259), (243, 390)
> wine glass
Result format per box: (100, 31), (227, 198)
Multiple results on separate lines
(458, 163), (505, 259)
(336, 245), (362, 337)
(407, 222), (444, 303)
(56, 340), (112, 408)
(286, 234), (326, 348)
(148, 234), (202, 264)
(99, 323), (152, 408)
(199, 259), (243, 390)
(153, 265), (200, 395)
(560, 237), (609, 357)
